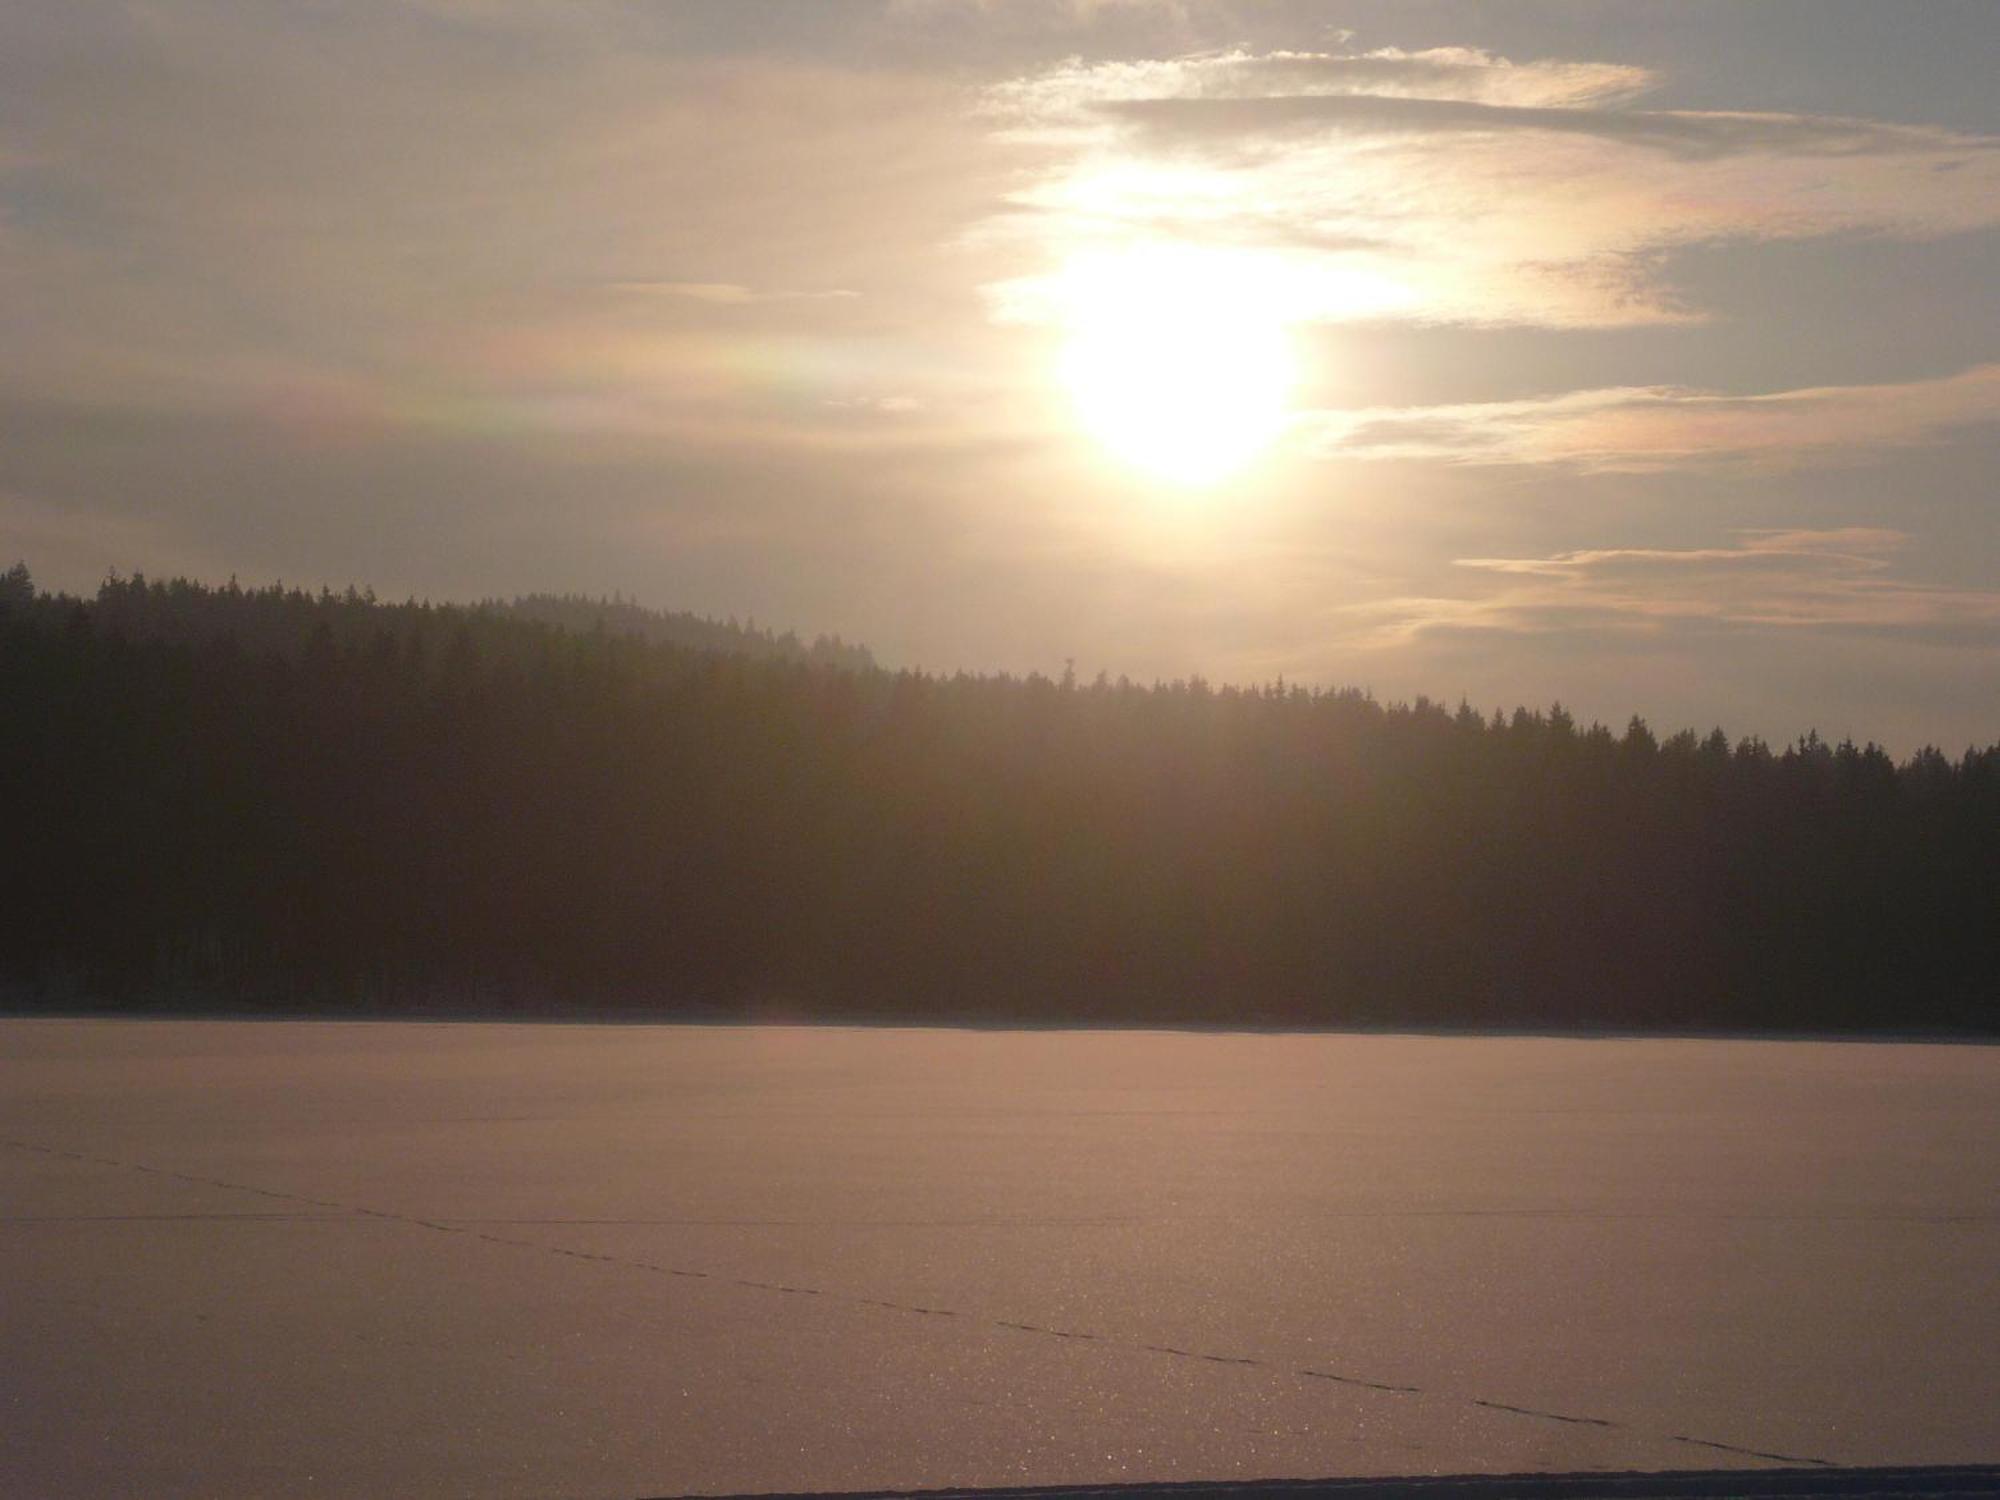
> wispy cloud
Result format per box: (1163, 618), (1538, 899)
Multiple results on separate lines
(0, 2), (996, 423)
(823, 393), (923, 414)
(1344, 529), (2000, 647)
(981, 45), (2000, 328)
(1307, 365), (2000, 471)
(1458, 529), (1912, 578)
(986, 46), (1654, 121)
(1103, 94), (1979, 162)
(610, 282), (860, 305)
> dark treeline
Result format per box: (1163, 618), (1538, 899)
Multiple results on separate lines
(3, 564), (1996, 1031)
(489, 591), (873, 671)
(4, 567), (872, 673)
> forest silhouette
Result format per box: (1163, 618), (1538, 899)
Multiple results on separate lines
(2, 564), (1994, 1031)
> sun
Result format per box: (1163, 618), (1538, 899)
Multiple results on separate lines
(1054, 245), (1298, 486)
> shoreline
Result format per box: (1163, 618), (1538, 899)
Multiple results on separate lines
(3, 1004), (1994, 1046)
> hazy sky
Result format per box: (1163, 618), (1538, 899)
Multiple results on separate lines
(4, 0), (1997, 749)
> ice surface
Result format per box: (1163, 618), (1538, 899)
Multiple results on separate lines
(2, 1021), (1995, 1498)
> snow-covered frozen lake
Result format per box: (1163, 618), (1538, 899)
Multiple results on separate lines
(2, 1020), (1995, 1498)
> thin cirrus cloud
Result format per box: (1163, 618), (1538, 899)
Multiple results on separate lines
(609, 282), (862, 306)
(0, 0), (995, 421)
(1343, 530), (2000, 649)
(980, 44), (2000, 329)
(983, 46), (1654, 119)
(1306, 364), (2000, 473)
(1101, 94), (1984, 162)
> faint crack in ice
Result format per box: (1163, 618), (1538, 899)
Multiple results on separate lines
(1, 1135), (1850, 1471)
(1670, 1433), (1838, 1467)
(1301, 1369), (1421, 1394)
(1472, 1399), (1617, 1427)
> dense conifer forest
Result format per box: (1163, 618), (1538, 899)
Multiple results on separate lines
(489, 591), (873, 671)
(2, 563), (1995, 1031)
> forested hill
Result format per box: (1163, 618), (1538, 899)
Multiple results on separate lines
(485, 592), (872, 670)
(0, 568), (870, 672)
(3, 564), (1996, 1032)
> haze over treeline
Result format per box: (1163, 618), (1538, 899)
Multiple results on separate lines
(3, 567), (1995, 1032)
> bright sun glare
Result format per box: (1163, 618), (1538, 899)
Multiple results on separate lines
(1055, 245), (1298, 486)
